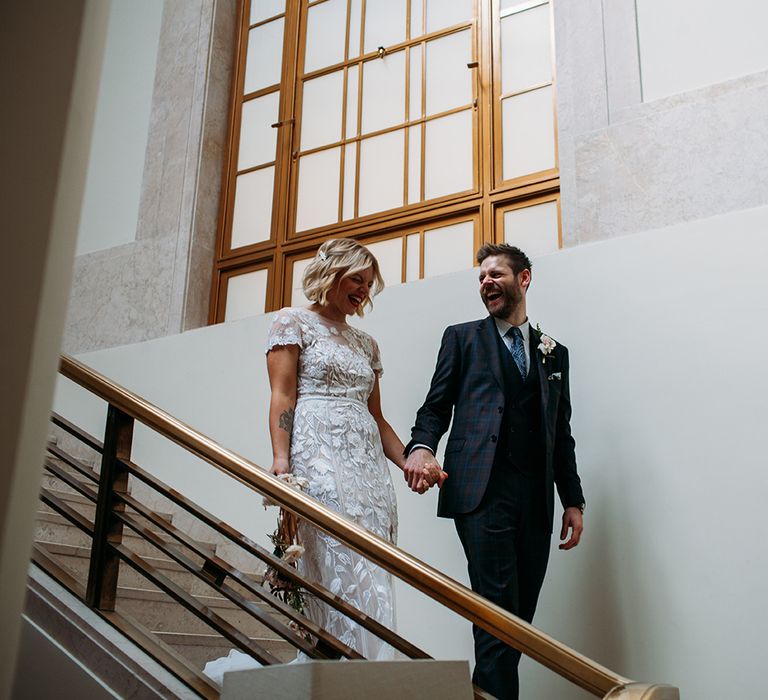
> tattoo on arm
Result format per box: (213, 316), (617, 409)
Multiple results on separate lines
(278, 408), (295, 433)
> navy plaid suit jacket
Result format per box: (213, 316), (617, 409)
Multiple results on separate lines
(406, 316), (584, 525)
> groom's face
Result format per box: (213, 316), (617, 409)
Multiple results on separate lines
(479, 255), (526, 319)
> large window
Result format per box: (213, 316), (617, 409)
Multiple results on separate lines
(210, 0), (559, 322)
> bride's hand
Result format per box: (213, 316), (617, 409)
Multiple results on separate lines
(414, 475), (431, 494)
(416, 465), (448, 493)
(271, 457), (291, 476)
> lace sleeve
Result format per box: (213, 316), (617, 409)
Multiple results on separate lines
(371, 338), (383, 377)
(265, 309), (303, 353)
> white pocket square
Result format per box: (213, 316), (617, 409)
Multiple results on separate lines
(547, 372), (561, 381)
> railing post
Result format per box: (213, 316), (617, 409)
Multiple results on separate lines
(86, 404), (133, 609)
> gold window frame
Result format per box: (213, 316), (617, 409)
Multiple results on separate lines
(209, 0), (561, 323)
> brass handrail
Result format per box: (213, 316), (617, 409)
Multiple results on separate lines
(58, 354), (671, 698)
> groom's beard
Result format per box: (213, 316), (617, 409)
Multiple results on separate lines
(482, 284), (523, 319)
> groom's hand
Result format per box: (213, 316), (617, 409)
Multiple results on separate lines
(404, 448), (444, 492)
(559, 507), (584, 550)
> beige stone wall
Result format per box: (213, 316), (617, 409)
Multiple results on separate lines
(554, 0), (768, 246)
(66, 0), (768, 353)
(63, 0), (236, 354)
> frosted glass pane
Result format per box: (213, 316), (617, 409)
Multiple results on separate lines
(405, 233), (420, 281)
(348, 0), (362, 58)
(291, 257), (312, 306)
(425, 110), (473, 200)
(231, 167), (274, 248)
(423, 220), (474, 278)
(238, 92), (279, 169)
(305, 0), (347, 73)
(361, 50), (406, 134)
(410, 0), (424, 38)
(501, 86), (555, 180)
(301, 70), (344, 150)
(426, 0), (473, 33)
(363, 0), (407, 54)
(358, 130), (404, 217)
(365, 238), (402, 287)
(244, 19), (284, 94)
(225, 269), (269, 321)
(503, 201), (559, 257)
(345, 64), (359, 138)
(342, 143), (357, 220)
(296, 148), (341, 231)
(426, 29), (472, 115)
(409, 45), (422, 120)
(501, 4), (552, 94)
(407, 125), (421, 204)
(250, 0), (285, 24)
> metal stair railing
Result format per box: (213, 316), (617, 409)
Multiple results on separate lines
(35, 354), (679, 700)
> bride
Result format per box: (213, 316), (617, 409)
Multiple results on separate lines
(204, 239), (446, 682)
(265, 238), (442, 659)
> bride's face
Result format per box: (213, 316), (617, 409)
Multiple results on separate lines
(327, 267), (375, 317)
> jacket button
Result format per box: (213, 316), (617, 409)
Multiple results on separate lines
(497, 406), (503, 414)
(490, 435), (497, 443)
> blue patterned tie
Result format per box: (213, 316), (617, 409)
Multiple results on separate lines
(507, 326), (527, 379)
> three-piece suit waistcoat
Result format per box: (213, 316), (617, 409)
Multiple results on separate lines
(493, 329), (545, 476)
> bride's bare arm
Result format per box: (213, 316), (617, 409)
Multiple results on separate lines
(369, 376), (448, 493)
(266, 345), (300, 475)
(367, 375), (407, 472)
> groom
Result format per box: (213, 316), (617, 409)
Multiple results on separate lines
(404, 243), (585, 699)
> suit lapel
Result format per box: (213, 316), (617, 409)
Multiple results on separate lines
(478, 316), (505, 391)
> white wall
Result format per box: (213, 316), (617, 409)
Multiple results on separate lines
(516, 204), (768, 699)
(56, 204), (768, 698)
(75, 0), (163, 255)
(637, 0), (768, 101)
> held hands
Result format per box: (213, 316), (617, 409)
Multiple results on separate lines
(403, 448), (448, 494)
(559, 506), (583, 550)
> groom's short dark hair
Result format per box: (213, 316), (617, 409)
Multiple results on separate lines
(476, 243), (532, 276)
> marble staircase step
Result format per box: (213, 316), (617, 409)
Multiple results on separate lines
(41, 455), (262, 574)
(34, 539), (231, 597)
(39, 471), (97, 498)
(35, 509), (217, 558)
(38, 488), (175, 529)
(34, 539), (295, 664)
(114, 585), (289, 638)
(154, 631), (297, 669)
(34, 450), (301, 676)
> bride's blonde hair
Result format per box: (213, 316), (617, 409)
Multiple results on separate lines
(302, 239), (385, 317)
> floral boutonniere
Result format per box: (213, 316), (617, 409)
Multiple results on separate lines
(536, 323), (557, 363)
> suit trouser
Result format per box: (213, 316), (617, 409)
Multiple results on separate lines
(454, 467), (551, 700)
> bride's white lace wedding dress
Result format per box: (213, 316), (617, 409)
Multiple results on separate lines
(265, 307), (398, 659)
